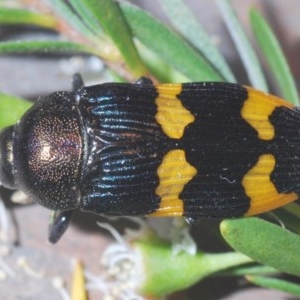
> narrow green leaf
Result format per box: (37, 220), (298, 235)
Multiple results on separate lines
(120, 2), (223, 81)
(221, 265), (278, 277)
(250, 9), (299, 105)
(216, 0), (268, 90)
(50, 0), (102, 41)
(135, 40), (189, 82)
(76, 0), (147, 78)
(136, 237), (251, 297)
(0, 8), (57, 29)
(55, 0), (122, 61)
(161, 0), (235, 82)
(221, 218), (300, 276)
(247, 275), (300, 297)
(68, 0), (104, 36)
(0, 40), (97, 55)
(0, 93), (32, 128)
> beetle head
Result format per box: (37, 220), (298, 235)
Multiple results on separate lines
(0, 126), (16, 189)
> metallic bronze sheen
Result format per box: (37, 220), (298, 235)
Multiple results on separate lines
(13, 91), (83, 210)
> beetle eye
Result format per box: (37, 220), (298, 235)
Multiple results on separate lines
(0, 126), (16, 189)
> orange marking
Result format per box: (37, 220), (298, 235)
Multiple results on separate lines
(242, 153), (298, 216)
(155, 84), (195, 139)
(241, 87), (294, 140)
(150, 149), (197, 216)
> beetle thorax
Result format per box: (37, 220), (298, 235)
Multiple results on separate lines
(12, 92), (84, 211)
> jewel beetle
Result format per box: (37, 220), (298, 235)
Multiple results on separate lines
(0, 74), (299, 243)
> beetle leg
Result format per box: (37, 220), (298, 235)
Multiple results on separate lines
(184, 216), (201, 225)
(135, 77), (153, 85)
(72, 73), (85, 92)
(48, 210), (73, 243)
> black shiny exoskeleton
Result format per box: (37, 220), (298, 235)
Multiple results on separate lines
(1, 74), (299, 242)
(0, 74), (167, 242)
